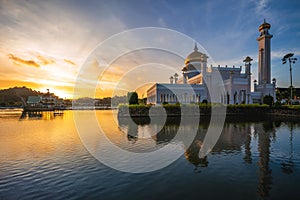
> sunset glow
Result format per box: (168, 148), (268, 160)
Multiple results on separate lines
(1, 0), (300, 99)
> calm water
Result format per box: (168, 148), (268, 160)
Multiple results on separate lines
(0, 109), (300, 200)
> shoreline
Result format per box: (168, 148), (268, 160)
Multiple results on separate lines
(118, 105), (300, 118)
(1, 106), (299, 118)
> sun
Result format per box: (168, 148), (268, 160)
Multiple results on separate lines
(37, 87), (74, 99)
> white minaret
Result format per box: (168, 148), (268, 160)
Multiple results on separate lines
(169, 76), (174, 84)
(257, 19), (273, 85)
(254, 20), (276, 101)
(174, 73), (178, 84)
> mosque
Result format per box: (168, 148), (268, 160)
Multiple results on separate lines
(147, 20), (276, 104)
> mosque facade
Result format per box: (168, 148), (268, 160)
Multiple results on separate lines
(147, 20), (276, 104)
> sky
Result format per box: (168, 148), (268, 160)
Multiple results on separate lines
(0, 0), (300, 98)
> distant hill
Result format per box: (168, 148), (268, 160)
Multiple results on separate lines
(0, 87), (41, 107)
(0, 86), (127, 108)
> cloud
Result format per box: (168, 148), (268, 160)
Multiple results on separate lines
(158, 18), (167, 27)
(8, 53), (56, 67)
(271, 50), (300, 60)
(37, 55), (55, 65)
(64, 59), (76, 66)
(0, 1), (128, 60)
(8, 54), (40, 67)
(254, 0), (269, 13)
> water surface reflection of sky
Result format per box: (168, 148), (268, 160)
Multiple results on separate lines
(0, 110), (299, 199)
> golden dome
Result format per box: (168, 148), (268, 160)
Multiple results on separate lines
(185, 43), (207, 64)
(258, 19), (271, 32)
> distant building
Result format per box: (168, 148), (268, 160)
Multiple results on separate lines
(26, 90), (65, 108)
(147, 20), (276, 104)
(27, 96), (42, 107)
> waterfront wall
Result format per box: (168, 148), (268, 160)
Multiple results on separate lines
(118, 104), (300, 118)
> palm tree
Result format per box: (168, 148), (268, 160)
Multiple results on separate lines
(282, 53), (297, 101)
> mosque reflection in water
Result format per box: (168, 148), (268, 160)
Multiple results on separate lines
(118, 116), (296, 198)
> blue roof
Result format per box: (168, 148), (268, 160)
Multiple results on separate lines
(27, 96), (41, 104)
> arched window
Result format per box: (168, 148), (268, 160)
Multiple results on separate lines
(234, 91), (237, 104)
(227, 92), (230, 104)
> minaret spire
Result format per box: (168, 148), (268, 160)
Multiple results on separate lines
(194, 41), (198, 52)
(257, 20), (272, 85)
(254, 20), (276, 102)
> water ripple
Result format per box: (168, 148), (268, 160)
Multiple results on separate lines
(1, 110), (300, 199)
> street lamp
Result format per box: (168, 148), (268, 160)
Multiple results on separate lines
(282, 53), (297, 101)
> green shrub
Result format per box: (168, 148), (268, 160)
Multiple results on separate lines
(263, 95), (274, 107)
(274, 101), (282, 107)
(127, 92), (138, 105)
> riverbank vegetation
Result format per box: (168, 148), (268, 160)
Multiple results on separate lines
(118, 103), (300, 117)
(119, 103), (300, 109)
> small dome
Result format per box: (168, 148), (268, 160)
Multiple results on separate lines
(185, 43), (207, 64)
(243, 56), (253, 63)
(258, 19), (271, 32)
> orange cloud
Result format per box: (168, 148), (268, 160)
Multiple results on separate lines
(8, 54), (40, 67)
(64, 59), (76, 66)
(37, 55), (55, 65)
(0, 79), (40, 90)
